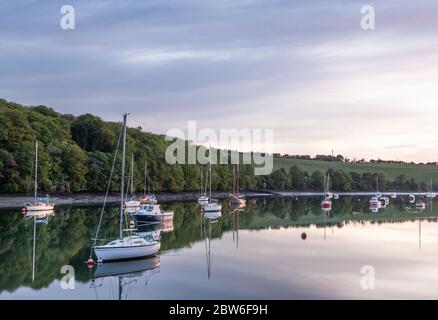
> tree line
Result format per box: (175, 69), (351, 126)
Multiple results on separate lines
(256, 166), (432, 192)
(0, 99), (432, 194)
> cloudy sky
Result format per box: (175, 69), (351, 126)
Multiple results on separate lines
(1, 0), (438, 162)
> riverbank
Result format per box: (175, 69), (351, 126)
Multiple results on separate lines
(0, 191), (275, 210)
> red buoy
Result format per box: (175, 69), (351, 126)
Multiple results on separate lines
(301, 232), (307, 240)
(87, 259), (94, 268)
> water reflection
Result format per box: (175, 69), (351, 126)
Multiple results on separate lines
(2, 196), (438, 299)
(91, 256), (160, 300)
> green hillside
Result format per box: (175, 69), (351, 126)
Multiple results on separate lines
(274, 157), (438, 183)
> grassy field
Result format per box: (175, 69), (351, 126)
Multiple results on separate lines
(273, 158), (438, 182)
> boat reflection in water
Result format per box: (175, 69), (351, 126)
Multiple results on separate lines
(90, 256), (160, 300)
(25, 210), (53, 283)
(136, 219), (175, 241)
(202, 208), (223, 279)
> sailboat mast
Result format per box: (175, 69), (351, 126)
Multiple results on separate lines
(200, 166), (203, 196)
(32, 216), (36, 282)
(237, 163), (240, 194)
(131, 154), (134, 195)
(120, 114), (127, 240)
(209, 147), (212, 203)
(144, 160), (147, 197)
(34, 140), (38, 203)
(233, 165), (236, 195)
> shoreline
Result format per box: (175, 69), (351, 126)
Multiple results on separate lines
(0, 191), (275, 210)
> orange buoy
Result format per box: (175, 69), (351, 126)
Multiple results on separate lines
(301, 232), (307, 240)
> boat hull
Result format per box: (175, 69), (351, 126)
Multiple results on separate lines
(230, 197), (246, 205)
(25, 204), (54, 211)
(203, 205), (222, 212)
(132, 212), (174, 223)
(125, 200), (141, 207)
(94, 242), (161, 262)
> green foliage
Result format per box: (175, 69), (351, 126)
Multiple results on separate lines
(0, 99), (257, 193)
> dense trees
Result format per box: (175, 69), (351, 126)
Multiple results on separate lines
(0, 99), (258, 194)
(0, 99), (432, 194)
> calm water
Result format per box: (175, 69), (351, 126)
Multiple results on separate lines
(1, 196), (438, 300)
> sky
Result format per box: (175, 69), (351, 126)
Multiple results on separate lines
(1, 0), (438, 162)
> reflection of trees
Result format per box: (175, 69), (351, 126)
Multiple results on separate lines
(2, 197), (438, 293)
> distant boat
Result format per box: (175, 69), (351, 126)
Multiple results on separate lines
(369, 196), (382, 210)
(321, 173), (332, 211)
(93, 114), (160, 262)
(391, 192), (397, 199)
(229, 163), (246, 205)
(416, 200), (426, 210)
(202, 146), (222, 213)
(132, 203), (174, 223)
(125, 154), (141, 208)
(198, 165), (209, 204)
(140, 160), (158, 205)
(23, 140), (54, 212)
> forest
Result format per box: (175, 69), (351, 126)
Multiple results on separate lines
(0, 99), (431, 194)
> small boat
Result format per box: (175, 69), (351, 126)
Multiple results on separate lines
(416, 200), (426, 210)
(204, 209), (222, 221)
(203, 202), (222, 212)
(369, 196), (382, 208)
(321, 199), (332, 211)
(94, 235), (160, 262)
(229, 163), (246, 205)
(230, 194), (246, 205)
(198, 195), (209, 205)
(229, 201), (246, 210)
(92, 114), (160, 262)
(379, 196), (390, 207)
(140, 194), (158, 205)
(140, 161), (158, 205)
(23, 141), (55, 212)
(125, 199), (141, 207)
(201, 146), (222, 214)
(124, 154), (141, 207)
(391, 193), (397, 199)
(198, 165), (210, 204)
(132, 204), (174, 223)
(321, 173), (332, 211)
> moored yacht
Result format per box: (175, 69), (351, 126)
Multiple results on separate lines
(201, 146), (222, 213)
(23, 141), (55, 212)
(92, 114), (160, 262)
(132, 203), (174, 223)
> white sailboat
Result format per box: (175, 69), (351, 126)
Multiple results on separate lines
(321, 173), (332, 212)
(230, 163), (246, 205)
(23, 140), (54, 212)
(125, 154), (141, 208)
(140, 160), (157, 205)
(198, 165), (209, 204)
(93, 114), (160, 262)
(202, 147), (222, 214)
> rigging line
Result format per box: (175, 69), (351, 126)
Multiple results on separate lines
(89, 123), (123, 257)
